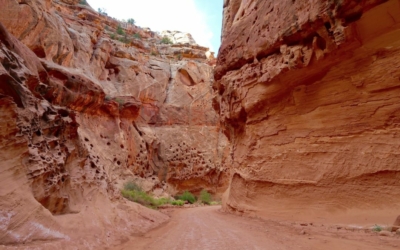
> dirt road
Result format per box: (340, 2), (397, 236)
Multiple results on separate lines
(113, 206), (400, 250)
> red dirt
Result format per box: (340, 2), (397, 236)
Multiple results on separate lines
(113, 206), (400, 250)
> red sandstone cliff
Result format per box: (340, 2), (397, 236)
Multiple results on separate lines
(0, 0), (228, 248)
(215, 0), (400, 219)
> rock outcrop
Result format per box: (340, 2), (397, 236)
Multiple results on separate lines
(392, 215), (400, 232)
(215, 0), (400, 219)
(0, 0), (228, 248)
(160, 30), (197, 45)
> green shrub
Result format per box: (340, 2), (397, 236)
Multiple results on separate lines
(161, 36), (173, 44)
(156, 197), (172, 206)
(121, 189), (160, 208)
(79, 0), (88, 5)
(117, 25), (125, 35)
(114, 98), (125, 105)
(210, 201), (221, 206)
(372, 224), (383, 232)
(134, 33), (141, 39)
(119, 36), (130, 44)
(122, 181), (180, 209)
(127, 18), (135, 25)
(110, 33), (116, 39)
(200, 190), (212, 205)
(124, 180), (142, 192)
(178, 191), (196, 204)
(151, 51), (157, 56)
(171, 200), (184, 206)
(98, 8), (108, 16)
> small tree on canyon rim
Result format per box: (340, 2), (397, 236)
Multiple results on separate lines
(97, 8), (108, 16)
(161, 36), (173, 44)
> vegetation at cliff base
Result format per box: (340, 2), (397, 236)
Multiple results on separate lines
(210, 201), (222, 206)
(171, 200), (185, 206)
(122, 189), (157, 209)
(199, 190), (212, 205)
(122, 181), (162, 209)
(122, 181), (184, 209)
(372, 224), (383, 232)
(124, 181), (141, 192)
(122, 182), (220, 208)
(177, 191), (196, 204)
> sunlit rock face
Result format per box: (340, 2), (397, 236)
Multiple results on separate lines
(214, 0), (400, 218)
(160, 30), (197, 45)
(0, 0), (228, 248)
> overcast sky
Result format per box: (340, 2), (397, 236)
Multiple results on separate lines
(87, 0), (223, 53)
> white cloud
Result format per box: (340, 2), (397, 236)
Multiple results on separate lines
(87, 0), (215, 51)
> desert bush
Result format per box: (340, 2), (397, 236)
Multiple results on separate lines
(124, 180), (142, 192)
(122, 181), (185, 208)
(210, 201), (221, 206)
(114, 98), (125, 105)
(161, 36), (173, 44)
(156, 197), (173, 206)
(171, 200), (185, 206)
(200, 190), (212, 205)
(122, 181), (160, 209)
(79, 0), (88, 5)
(121, 189), (159, 208)
(97, 8), (108, 16)
(177, 191), (196, 204)
(134, 33), (141, 39)
(119, 36), (130, 44)
(127, 18), (135, 25)
(117, 25), (125, 35)
(372, 224), (383, 232)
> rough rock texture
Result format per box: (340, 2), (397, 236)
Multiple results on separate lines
(392, 215), (400, 232)
(0, 0), (227, 248)
(160, 30), (197, 45)
(215, 0), (400, 219)
(0, 20), (169, 248)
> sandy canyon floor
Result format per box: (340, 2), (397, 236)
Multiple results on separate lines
(112, 206), (400, 250)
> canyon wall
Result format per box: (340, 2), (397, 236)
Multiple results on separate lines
(215, 0), (400, 219)
(0, 0), (228, 248)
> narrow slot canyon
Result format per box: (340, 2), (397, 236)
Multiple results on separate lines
(0, 0), (400, 249)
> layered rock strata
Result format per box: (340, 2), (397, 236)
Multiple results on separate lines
(215, 0), (400, 219)
(0, 0), (227, 247)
